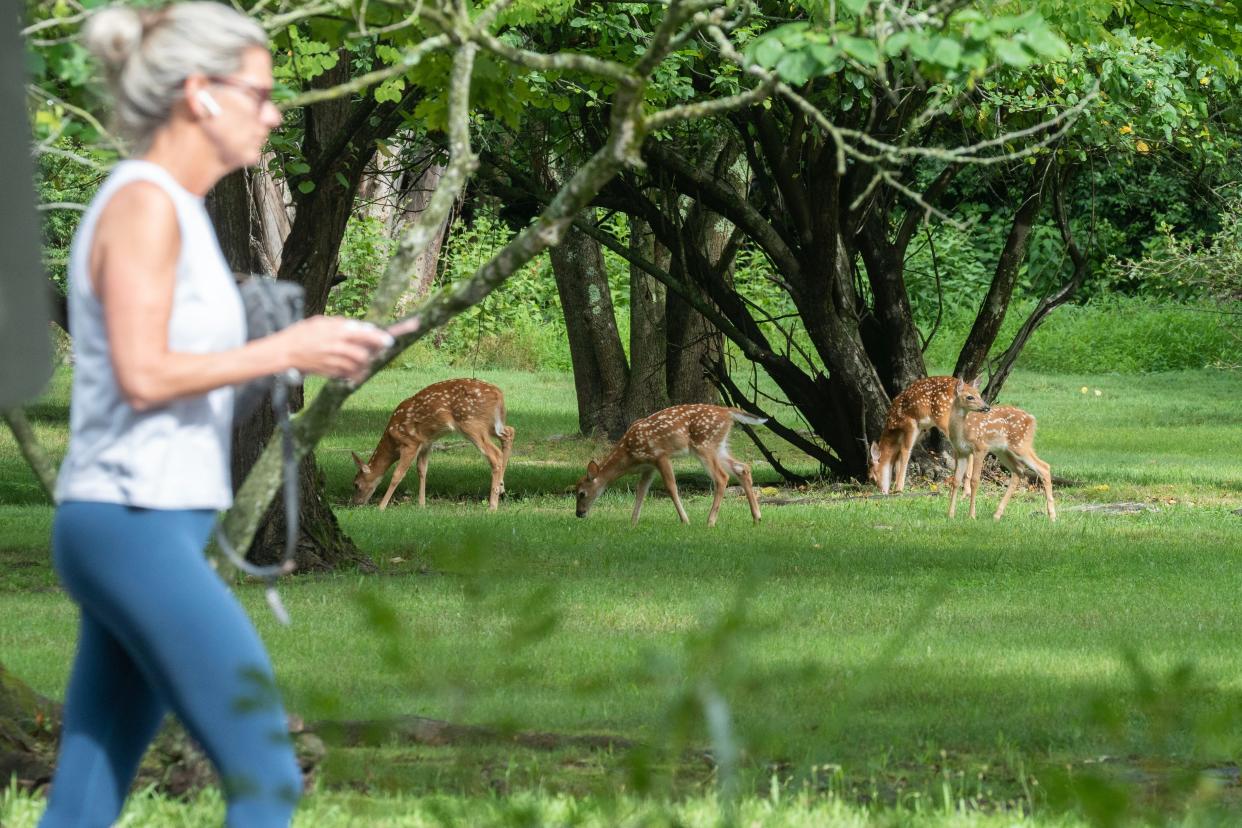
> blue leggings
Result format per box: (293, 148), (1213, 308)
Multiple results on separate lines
(41, 501), (301, 827)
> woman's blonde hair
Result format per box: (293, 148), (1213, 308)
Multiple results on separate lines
(82, 2), (268, 152)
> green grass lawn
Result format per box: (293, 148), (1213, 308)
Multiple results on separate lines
(3, 365), (1242, 825)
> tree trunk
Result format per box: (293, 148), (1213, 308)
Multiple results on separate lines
(857, 218), (928, 396)
(548, 223), (631, 438)
(212, 50), (428, 570)
(393, 160), (452, 313)
(0, 660), (58, 786)
(208, 163), (370, 572)
(0, 660), (324, 797)
(625, 216), (670, 419)
(667, 203), (727, 405)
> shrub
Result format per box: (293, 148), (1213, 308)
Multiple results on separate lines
(923, 296), (1240, 374)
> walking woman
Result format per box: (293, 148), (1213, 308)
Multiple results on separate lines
(42, 4), (392, 825)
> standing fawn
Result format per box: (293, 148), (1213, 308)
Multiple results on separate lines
(869, 375), (973, 495)
(574, 404), (766, 527)
(350, 378), (515, 511)
(946, 379), (1056, 521)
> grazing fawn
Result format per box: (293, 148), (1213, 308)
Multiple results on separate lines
(869, 375), (974, 495)
(350, 378), (515, 511)
(946, 379), (1056, 521)
(574, 404), (765, 526)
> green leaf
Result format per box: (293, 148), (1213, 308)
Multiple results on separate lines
(929, 37), (962, 69)
(840, 0), (868, 15)
(807, 43), (840, 67)
(840, 36), (880, 66)
(375, 76), (406, 104)
(883, 31), (910, 57)
(775, 50), (820, 85)
(992, 38), (1033, 68)
(752, 36), (785, 69)
(297, 180), (316, 194)
(1023, 25), (1068, 59)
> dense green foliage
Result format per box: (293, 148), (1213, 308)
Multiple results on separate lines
(322, 198), (1240, 375)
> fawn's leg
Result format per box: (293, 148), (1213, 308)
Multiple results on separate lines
(702, 456), (730, 528)
(963, 453), (974, 497)
(378, 446), (419, 511)
(463, 427), (505, 511)
(655, 456), (690, 524)
(1028, 452), (1056, 521)
(631, 468), (656, 525)
(894, 423), (918, 493)
(968, 449), (987, 519)
(497, 425), (515, 497)
(415, 445), (431, 507)
(994, 457), (1022, 520)
(948, 456), (967, 518)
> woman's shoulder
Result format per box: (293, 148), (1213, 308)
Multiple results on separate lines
(94, 177), (179, 239)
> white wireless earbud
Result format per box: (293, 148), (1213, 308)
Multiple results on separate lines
(196, 89), (222, 117)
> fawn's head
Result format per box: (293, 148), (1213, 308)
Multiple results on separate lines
(350, 451), (382, 505)
(952, 378), (990, 415)
(867, 441), (892, 493)
(573, 460), (606, 518)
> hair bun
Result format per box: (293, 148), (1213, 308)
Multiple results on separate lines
(82, 7), (145, 74)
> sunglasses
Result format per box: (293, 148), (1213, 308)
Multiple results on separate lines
(206, 76), (276, 111)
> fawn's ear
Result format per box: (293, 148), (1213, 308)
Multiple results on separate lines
(967, 375), (981, 390)
(869, 441), (881, 463)
(954, 378), (965, 394)
(350, 451), (367, 472)
(586, 460), (600, 478)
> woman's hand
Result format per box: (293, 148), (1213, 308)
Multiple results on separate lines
(276, 316), (395, 383)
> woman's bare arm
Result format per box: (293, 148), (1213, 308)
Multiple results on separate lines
(92, 182), (389, 411)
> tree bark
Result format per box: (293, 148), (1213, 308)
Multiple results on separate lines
(208, 156), (370, 572)
(0, 660), (59, 786)
(626, 216), (670, 418)
(666, 207), (725, 406)
(548, 222), (631, 438)
(857, 214), (928, 396)
(212, 50), (430, 570)
(0, 660), (324, 797)
(393, 160), (453, 313)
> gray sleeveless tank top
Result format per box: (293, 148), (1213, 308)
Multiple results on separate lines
(54, 160), (245, 509)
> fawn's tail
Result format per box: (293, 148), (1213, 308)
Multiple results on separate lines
(728, 409), (768, 426)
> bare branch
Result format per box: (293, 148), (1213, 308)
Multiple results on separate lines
(470, 30), (638, 88)
(2, 409), (57, 500)
(20, 9), (92, 37)
(646, 77), (777, 130)
(366, 41), (479, 320)
(262, 1), (348, 31)
(28, 84), (126, 155)
(34, 145), (110, 172)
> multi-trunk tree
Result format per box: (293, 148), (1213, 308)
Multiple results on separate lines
(486, 0), (1237, 478)
(24, 0), (774, 565)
